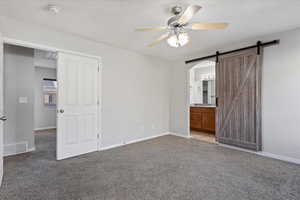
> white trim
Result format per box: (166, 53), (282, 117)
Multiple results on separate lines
(218, 143), (257, 154)
(100, 143), (124, 151)
(34, 126), (56, 131)
(187, 68), (192, 138)
(218, 143), (300, 165)
(168, 133), (300, 165)
(4, 37), (57, 52)
(3, 37), (102, 60)
(0, 32), (3, 186)
(100, 132), (170, 151)
(27, 147), (36, 152)
(4, 141), (35, 157)
(97, 59), (102, 151)
(169, 132), (192, 139)
(257, 152), (300, 165)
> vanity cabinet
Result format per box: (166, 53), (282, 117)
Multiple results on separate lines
(190, 107), (215, 133)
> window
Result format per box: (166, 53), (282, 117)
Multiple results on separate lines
(42, 78), (57, 106)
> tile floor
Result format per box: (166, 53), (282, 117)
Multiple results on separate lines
(190, 130), (216, 144)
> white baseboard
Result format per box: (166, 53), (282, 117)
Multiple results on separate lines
(257, 152), (300, 165)
(4, 141), (35, 157)
(218, 143), (257, 154)
(100, 132), (170, 151)
(27, 147), (36, 152)
(169, 133), (300, 166)
(168, 132), (192, 139)
(34, 126), (56, 131)
(100, 143), (124, 151)
(218, 143), (300, 165)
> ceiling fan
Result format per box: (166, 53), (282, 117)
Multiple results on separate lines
(136, 5), (229, 48)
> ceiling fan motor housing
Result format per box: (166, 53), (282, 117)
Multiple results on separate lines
(168, 16), (180, 26)
(137, 4), (229, 48)
(171, 6), (182, 15)
(168, 6), (187, 27)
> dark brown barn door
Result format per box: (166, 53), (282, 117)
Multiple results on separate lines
(216, 48), (262, 151)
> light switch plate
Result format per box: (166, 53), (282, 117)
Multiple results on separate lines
(19, 97), (28, 104)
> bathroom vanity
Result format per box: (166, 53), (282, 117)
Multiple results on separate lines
(190, 105), (216, 133)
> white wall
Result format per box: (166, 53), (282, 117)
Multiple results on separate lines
(170, 28), (300, 161)
(34, 49), (56, 69)
(261, 29), (300, 160)
(3, 44), (35, 155)
(0, 16), (171, 149)
(34, 67), (56, 130)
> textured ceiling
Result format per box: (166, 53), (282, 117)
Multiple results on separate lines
(1, 0), (300, 60)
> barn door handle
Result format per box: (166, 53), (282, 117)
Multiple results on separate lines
(0, 116), (7, 121)
(59, 109), (64, 113)
(216, 97), (218, 107)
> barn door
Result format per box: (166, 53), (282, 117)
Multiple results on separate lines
(57, 52), (99, 160)
(216, 48), (262, 151)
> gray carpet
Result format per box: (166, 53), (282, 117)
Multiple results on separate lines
(1, 131), (300, 200)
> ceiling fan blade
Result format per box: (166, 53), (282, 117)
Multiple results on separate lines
(135, 27), (167, 31)
(177, 5), (202, 25)
(191, 23), (229, 30)
(148, 33), (169, 47)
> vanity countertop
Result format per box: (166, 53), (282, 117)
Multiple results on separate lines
(190, 104), (216, 108)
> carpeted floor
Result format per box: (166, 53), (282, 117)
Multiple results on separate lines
(1, 131), (300, 200)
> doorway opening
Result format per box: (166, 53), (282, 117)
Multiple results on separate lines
(3, 44), (57, 160)
(2, 39), (102, 162)
(189, 60), (217, 144)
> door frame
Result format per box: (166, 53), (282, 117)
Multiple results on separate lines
(0, 32), (3, 186)
(2, 37), (103, 152)
(186, 59), (217, 139)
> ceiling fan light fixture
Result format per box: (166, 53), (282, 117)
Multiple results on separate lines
(167, 32), (189, 48)
(137, 5), (228, 48)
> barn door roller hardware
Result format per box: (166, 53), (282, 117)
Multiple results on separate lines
(185, 40), (279, 64)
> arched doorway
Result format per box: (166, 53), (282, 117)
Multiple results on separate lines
(188, 60), (216, 143)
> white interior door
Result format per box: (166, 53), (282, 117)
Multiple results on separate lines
(57, 52), (99, 160)
(0, 33), (4, 185)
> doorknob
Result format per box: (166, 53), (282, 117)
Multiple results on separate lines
(59, 109), (64, 113)
(0, 116), (7, 121)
